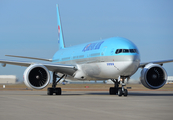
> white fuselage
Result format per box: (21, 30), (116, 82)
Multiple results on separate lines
(58, 55), (140, 80)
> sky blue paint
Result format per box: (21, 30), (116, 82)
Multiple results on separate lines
(52, 37), (139, 62)
(56, 4), (65, 49)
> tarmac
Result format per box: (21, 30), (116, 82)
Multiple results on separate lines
(0, 90), (173, 120)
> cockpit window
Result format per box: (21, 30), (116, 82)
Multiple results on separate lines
(115, 49), (138, 54)
(123, 49), (129, 53)
(119, 49), (122, 53)
(115, 49), (122, 54)
(130, 49), (135, 53)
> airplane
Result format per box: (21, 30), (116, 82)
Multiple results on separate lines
(0, 4), (173, 97)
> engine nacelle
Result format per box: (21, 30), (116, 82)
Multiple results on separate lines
(140, 63), (167, 89)
(24, 64), (51, 89)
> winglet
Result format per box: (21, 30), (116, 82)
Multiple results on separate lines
(56, 4), (65, 49)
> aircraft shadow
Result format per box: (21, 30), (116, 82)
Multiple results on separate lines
(64, 92), (173, 96)
(128, 92), (173, 96)
(41, 91), (173, 96)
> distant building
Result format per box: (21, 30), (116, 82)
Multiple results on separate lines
(167, 76), (173, 84)
(0, 75), (16, 84)
(106, 79), (140, 84)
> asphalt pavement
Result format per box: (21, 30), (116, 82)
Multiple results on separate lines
(0, 91), (173, 120)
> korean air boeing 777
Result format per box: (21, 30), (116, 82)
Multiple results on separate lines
(0, 5), (173, 97)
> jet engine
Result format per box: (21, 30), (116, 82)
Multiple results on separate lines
(24, 64), (51, 89)
(140, 63), (167, 89)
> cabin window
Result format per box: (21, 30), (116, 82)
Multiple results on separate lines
(62, 57), (70, 61)
(90, 53), (100, 56)
(78, 55), (84, 58)
(73, 56), (78, 59)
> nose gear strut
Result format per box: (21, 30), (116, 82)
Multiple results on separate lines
(109, 76), (128, 97)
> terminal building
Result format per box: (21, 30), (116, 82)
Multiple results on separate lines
(0, 75), (17, 84)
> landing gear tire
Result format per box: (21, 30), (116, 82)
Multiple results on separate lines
(55, 88), (61, 95)
(109, 87), (117, 95)
(47, 87), (61, 95)
(47, 88), (53, 95)
(110, 77), (130, 97)
(124, 89), (128, 97)
(118, 89), (123, 97)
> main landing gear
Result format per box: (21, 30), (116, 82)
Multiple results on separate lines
(109, 77), (128, 97)
(47, 72), (66, 95)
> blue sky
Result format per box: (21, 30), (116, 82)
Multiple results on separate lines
(0, 0), (173, 81)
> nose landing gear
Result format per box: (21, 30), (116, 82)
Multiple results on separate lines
(109, 76), (129, 97)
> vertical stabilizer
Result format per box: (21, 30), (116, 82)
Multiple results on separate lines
(56, 4), (65, 49)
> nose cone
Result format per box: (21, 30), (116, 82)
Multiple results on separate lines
(115, 55), (140, 76)
(124, 60), (140, 76)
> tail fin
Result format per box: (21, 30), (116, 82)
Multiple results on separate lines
(56, 4), (65, 49)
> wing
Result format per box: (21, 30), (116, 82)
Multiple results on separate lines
(5, 55), (52, 62)
(0, 59), (77, 76)
(140, 59), (173, 68)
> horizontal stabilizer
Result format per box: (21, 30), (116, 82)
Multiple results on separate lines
(5, 55), (52, 62)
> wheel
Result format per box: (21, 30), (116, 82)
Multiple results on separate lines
(55, 87), (61, 95)
(47, 88), (53, 95)
(109, 87), (116, 95)
(118, 89), (122, 97)
(124, 89), (128, 97)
